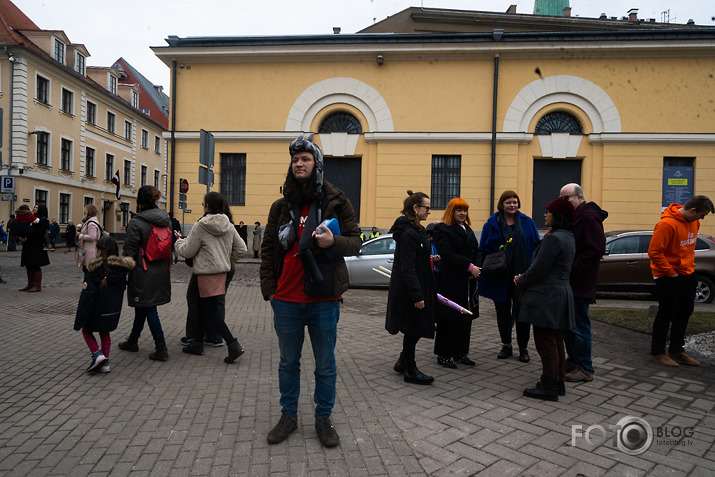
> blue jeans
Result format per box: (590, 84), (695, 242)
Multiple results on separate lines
(129, 306), (166, 346)
(271, 299), (339, 419)
(563, 297), (594, 374)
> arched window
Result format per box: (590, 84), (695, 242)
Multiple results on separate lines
(534, 112), (582, 135)
(318, 111), (363, 134)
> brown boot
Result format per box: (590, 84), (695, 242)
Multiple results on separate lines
(27, 271), (42, 292)
(149, 343), (168, 361)
(18, 269), (34, 291)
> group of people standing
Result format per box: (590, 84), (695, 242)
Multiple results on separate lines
(384, 184), (611, 402)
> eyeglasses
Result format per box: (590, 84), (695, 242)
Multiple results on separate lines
(559, 195), (574, 200)
(416, 205), (430, 211)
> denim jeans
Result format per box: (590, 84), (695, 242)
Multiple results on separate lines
(129, 306), (165, 346)
(563, 296), (594, 373)
(651, 274), (696, 355)
(271, 299), (339, 419)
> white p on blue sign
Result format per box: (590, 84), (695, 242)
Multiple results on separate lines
(1, 177), (14, 193)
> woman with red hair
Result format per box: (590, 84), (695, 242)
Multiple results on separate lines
(432, 198), (480, 368)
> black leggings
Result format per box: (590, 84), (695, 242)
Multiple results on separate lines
(196, 295), (235, 344)
(494, 283), (530, 350)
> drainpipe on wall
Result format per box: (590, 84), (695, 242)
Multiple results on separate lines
(490, 53), (499, 215)
(4, 47), (15, 213)
(169, 60), (177, 214)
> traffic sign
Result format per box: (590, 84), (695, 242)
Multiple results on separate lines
(1, 176), (14, 193)
(184, 209), (192, 213)
(180, 178), (189, 193)
(179, 193), (186, 201)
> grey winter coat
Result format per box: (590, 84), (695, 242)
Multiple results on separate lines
(516, 228), (575, 330)
(123, 207), (172, 308)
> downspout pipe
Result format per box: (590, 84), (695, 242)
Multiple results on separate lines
(4, 47), (15, 213)
(490, 53), (499, 215)
(169, 60), (177, 214)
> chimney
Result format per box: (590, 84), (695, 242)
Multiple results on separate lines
(505, 5), (517, 14)
(628, 8), (639, 22)
(333, 27), (341, 34)
(563, 7), (572, 18)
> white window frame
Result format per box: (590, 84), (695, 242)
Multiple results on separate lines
(141, 129), (149, 148)
(131, 90), (139, 108)
(84, 195), (95, 207)
(54, 38), (65, 64)
(75, 52), (85, 75)
(124, 120), (132, 141)
(36, 74), (51, 105)
(140, 165), (148, 187)
(86, 100), (97, 125)
(59, 137), (73, 171)
(106, 111), (116, 134)
(153, 169), (161, 189)
(60, 86), (74, 116)
(58, 192), (71, 224)
(123, 159), (132, 186)
(108, 74), (117, 95)
(105, 153), (115, 181)
(34, 188), (50, 210)
(85, 146), (95, 177)
(154, 135), (161, 154)
(36, 131), (51, 166)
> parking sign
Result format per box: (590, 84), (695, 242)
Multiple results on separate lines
(1, 177), (14, 193)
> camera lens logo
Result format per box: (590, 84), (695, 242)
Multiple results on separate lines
(615, 416), (653, 455)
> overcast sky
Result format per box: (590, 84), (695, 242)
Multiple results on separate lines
(12, 1), (714, 89)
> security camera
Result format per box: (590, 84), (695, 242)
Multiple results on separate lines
(17, 165), (25, 174)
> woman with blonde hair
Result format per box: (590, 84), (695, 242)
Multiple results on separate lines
(432, 198), (480, 368)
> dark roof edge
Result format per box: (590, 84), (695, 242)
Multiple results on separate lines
(164, 29), (715, 48)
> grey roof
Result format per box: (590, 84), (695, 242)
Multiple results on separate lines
(113, 57), (170, 120)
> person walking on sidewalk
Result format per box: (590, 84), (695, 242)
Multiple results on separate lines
(48, 218), (60, 250)
(74, 236), (135, 374)
(175, 191), (247, 363)
(118, 185), (172, 361)
(648, 195), (713, 367)
(77, 205), (102, 274)
(385, 190), (437, 384)
(64, 221), (77, 253)
(6, 214), (17, 251)
(260, 134), (361, 448)
(252, 221), (262, 258)
(558, 183), (608, 383)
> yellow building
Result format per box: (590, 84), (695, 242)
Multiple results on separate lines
(0, 3), (167, 234)
(153, 13), (715, 234)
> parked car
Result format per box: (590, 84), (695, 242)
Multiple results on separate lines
(597, 230), (715, 303)
(345, 234), (395, 288)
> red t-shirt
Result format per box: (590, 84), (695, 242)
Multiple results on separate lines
(274, 205), (338, 303)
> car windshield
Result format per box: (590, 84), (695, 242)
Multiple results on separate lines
(361, 237), (395, 255)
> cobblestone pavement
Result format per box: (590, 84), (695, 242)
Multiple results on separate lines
(1, 250), (714, 476)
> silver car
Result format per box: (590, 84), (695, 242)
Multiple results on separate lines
(597, 230), (715, 303)
(345, 234), (395, 288)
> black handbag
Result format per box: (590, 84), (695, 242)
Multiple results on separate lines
(481, 250), (507, 275)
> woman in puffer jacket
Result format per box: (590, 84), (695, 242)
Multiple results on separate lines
(175, 191), (247, 363)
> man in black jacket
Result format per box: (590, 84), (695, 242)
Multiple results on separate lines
(559, 183), (608, 383)
(260, 134), (361, 448)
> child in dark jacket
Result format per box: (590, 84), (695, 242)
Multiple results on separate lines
(74, 236), (135, 373)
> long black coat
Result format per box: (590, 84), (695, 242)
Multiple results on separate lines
(433, 222), (479, 321)
(74, 256), (135, 332)
(385, 216), (436, 339)
(18, 215), (50, 269)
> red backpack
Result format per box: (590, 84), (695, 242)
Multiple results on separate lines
(140, 224), (173, 270)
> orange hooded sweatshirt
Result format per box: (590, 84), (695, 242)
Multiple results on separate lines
(648, 203), (700, 278)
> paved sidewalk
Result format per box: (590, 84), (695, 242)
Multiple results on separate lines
(0, 251), (714, 476)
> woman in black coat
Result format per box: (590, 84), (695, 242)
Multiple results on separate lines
(385, 191), (436, 385)
(517, 198), (576, 401)
(432, 198), (481, 368)
(16, 204), (50, 292)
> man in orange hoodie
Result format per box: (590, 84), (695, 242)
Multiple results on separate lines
(648, 195), (714, 367)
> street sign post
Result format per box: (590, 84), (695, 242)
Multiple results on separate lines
(1, 177), (15, 193)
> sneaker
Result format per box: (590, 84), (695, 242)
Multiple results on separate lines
(180, 336), (191, 346)
(315, 417), (340, 448)
(667, 352), (700, 367)
(99, 359), (110, 373)
(650, 354), (679, 367)
(205, 339), (224, 347)
(87, 350), (108, 373)
(437, 356), (457, 369)
(565, 366), (594, 382)
(267, 414), (298, 444)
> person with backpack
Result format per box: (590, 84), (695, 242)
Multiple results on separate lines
(77, 204), (102, 274)
(74, 236), (135, 373)
(118, 185), (172, 361)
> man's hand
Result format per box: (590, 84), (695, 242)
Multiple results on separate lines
(313, 224), (335, 249)
(414, 300), (425, 309)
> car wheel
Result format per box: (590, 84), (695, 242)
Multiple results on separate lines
(694, 274), (715, 304)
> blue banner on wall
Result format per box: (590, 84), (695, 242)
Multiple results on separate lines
(662, 166), (694, 208)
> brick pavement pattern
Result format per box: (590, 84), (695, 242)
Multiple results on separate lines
(0, 250), (714, 476)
